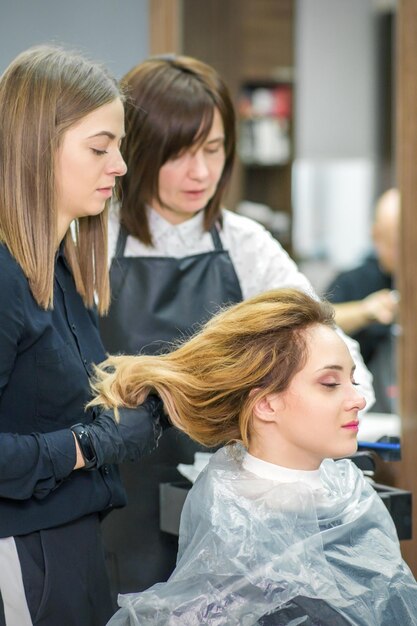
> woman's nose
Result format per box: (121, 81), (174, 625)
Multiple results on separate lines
(188, 151), (209, 179)
(109, 150), (127, 177)
(351, 386), (367, 411)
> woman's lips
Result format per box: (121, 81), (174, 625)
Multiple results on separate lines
(184, 189), (206, 198)
(97, 187), (113, 198)
(342, 421), (359, 431)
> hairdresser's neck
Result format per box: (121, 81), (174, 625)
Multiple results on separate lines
(57, 215), (71, 246)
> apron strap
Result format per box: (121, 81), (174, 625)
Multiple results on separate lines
(209, 224), (224, 251)
(115, 222), (224, 257)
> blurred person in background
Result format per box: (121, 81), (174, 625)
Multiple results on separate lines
(326, 188), (400, 413)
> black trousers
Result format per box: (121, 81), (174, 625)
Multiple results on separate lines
(0, 515), (113, 626)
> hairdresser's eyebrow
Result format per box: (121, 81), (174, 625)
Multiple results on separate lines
(206, 135), (224, 144)
(88, 131), (126, 140)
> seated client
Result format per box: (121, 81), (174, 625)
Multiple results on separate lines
(91, 288), (417, 625)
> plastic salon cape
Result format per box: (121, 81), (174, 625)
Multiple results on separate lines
(107, 446), (417, 626)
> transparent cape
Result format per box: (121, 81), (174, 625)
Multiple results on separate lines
(108, 446), (417, 625)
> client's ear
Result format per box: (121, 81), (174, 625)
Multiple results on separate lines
(252, 393), (283, 424)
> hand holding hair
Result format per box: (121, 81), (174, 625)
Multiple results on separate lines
(71, 395), (168, 470)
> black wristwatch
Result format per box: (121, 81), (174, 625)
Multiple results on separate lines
(71, 424), (97, 470)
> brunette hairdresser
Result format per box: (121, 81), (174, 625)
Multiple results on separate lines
(118, 55), (235, 245)
(0, 45), (166, 626)
(93, 290), (417, 626)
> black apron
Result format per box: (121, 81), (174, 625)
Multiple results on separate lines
(99, 223), (243, 597)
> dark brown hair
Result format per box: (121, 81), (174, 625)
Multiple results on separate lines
(119, 55), (236, 245)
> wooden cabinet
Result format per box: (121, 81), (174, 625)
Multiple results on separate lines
(237, 78), (293, 247)
(239, 0), (294, 80)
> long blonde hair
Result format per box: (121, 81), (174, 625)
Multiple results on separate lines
(90, 289), (335, 448)
(0, 45), (122, 312)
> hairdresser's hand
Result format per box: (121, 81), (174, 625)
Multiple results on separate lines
(71, 395), (169, 469)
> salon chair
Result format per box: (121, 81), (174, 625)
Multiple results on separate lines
(348, 437), (411, 540)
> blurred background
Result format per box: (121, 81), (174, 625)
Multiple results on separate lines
(0, 0), (397, 294)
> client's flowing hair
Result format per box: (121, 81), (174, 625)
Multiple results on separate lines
(90, 289), (335, 448)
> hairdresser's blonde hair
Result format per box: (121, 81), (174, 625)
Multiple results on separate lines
(90, 289), (335, 448)
(0, 45), (123, 312)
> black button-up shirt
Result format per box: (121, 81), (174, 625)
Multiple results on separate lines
(326, 255), (393, 365)
(0, 243), (126, 537)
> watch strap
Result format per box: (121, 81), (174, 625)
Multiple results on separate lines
(71, 423), (97, 470)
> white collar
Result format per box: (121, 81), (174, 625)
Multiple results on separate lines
(242, 452), (323, 490)
(147, 206), (206, 243)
